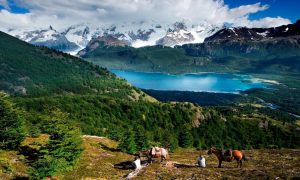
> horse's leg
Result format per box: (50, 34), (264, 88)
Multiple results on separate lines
(148, 156), (152, 164)
(160, 155), (164, 163)
(218, 160), (222, 168)
(236, 160), (239, 168)
(240, 160), (243, 168)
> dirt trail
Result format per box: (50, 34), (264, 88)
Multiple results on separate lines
(126, 165), (146, 179)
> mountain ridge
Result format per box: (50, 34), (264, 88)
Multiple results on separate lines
(205, 19), (300, 42)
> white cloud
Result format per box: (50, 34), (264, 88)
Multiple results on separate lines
(229, 3), (269, 18)
(0, 0), (292, 31)
(0, 0), (9, 9)
(245, 17), (292, 28)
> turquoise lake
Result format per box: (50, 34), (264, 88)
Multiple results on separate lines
(111, 70), (269, 93)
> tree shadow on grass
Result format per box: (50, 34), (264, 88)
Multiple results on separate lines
(98, 142), (119, 152)
(12, 176), (29, 180)
(114, 160), (148, 170)
(114, 160), (135, 170)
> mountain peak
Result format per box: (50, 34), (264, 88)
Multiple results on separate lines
(204, 20), (300, 42)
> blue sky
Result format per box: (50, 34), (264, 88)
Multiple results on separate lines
(225, 0), (299, 22)
(2, 1), (29, 14)
(0, 0), (296, 30)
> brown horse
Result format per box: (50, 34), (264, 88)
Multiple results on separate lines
(207, 147), (246, 168)
(147, 147), (169, 164)
(138, 149), (150, 160)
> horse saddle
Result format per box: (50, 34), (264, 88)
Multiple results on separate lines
(154, 147), (161, 152)
(150, 147), (161, 155)
(222, 149), (233, 161)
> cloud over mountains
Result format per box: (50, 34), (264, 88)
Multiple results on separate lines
(0, 0), (291, 31)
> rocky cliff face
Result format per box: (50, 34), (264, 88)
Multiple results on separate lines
(78, 35), (129, 57)
(156, 22), (195, 46)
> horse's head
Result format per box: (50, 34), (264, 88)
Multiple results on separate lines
(207, 147), (216, 155)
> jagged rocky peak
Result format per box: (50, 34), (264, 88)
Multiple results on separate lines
(62, 24), (92, 50)
(128, 29), (155, 41)
(205, 27), (264, 42)
(156, 22), (195, 46)
(173, 22), (188, 31)
(63, 24), (90, 37)
(89, 35), (129, 47)
(10, 25), (80, 53)
(77, 35), (129, 57)
(205, 19), (300, 42)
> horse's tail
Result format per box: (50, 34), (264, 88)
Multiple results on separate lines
(162, 148), (169, 160)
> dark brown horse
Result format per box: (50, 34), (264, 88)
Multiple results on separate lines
(138, 149), (150, 160)
(207, 147), (246, 168)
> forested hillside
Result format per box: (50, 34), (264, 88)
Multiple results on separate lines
(0, 31), (141, 98)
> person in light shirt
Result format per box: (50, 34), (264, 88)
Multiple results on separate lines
(197, 154), (206, 168)
(133, 155), (142, 169)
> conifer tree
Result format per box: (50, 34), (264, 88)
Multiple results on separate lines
(118, 129), (136, 154)
(0, 92), (25, 150)
(134, 126), (149, 151)
(30, 110), (83, 179)
(179, 126), (193, 148)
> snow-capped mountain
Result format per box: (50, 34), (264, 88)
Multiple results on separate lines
(6, 21), (221, 54)
(62, 25), (91, 49)
(204, 19), (300, 42)
(9, 26), (79, 53)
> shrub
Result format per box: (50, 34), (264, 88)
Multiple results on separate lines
(0, 158), (13, 174)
